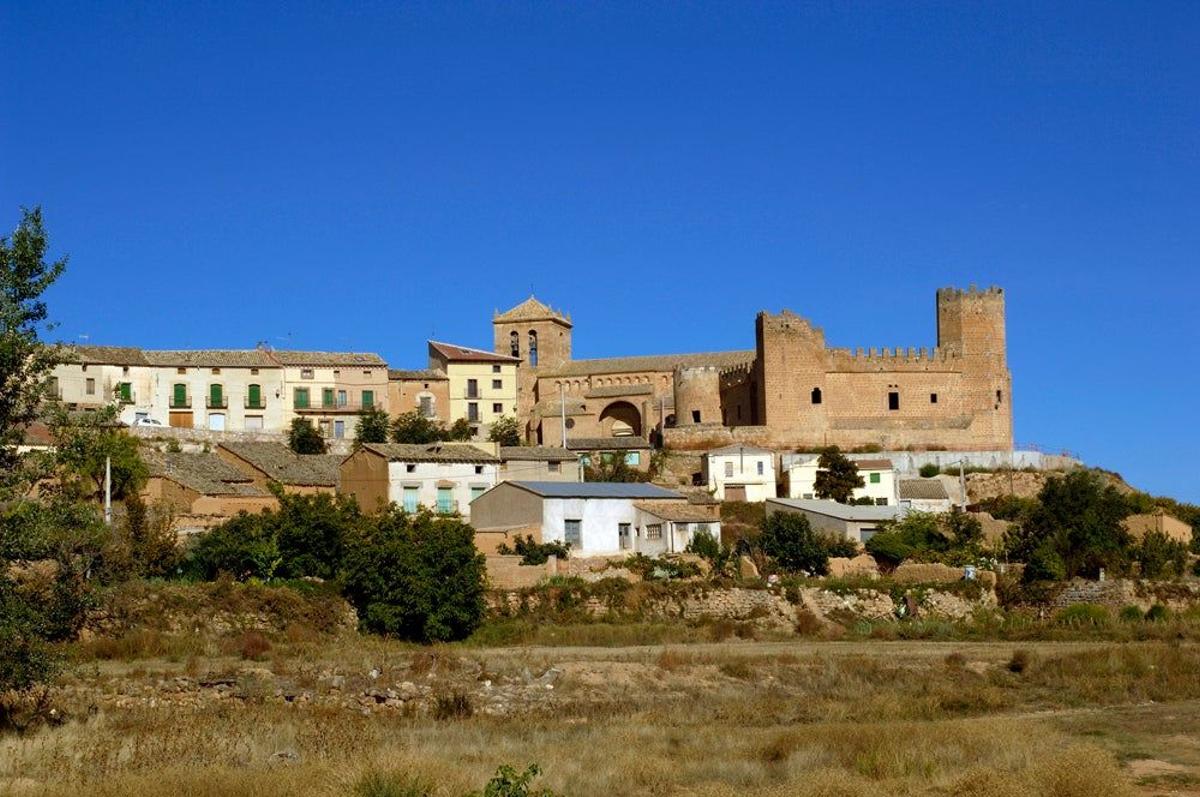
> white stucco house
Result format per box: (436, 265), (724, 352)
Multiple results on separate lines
(781, 454), (898, 506)
(765, 498), (900, 545)
(339, 442), (501, 519)
(898, 479), (954, 513)
(469, 481), (721, 557)
(702, 444), (777, 502)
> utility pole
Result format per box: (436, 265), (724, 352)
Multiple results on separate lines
(104, 455), (112, 525)
(559, 382), (567, 449)
(958, 458), (967, 510)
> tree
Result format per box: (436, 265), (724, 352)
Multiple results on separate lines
(757, 511), (834, 575)
(444, 418), (474, 442)
(391, 410), (444, 444)
(583, 451), (648, 483)
(354, 406), (391, 445)
(340, 506), (486, 642)
(288, 417), (326, 454)
(0, 207), (66, 494)
(185, 512), (280, 581)
(1014, 470), (1132, 581)
(46, 403), (148, 500)
(813, 446), (864, 504)
(102, 492), (180, 580)
(488, 415), (521, 446)
(272, 491), (360, 580)
(1134, 530), (1189, 579)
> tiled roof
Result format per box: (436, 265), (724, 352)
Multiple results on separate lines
(493, 296), (572, 325)
(584, 384), (654, 399)
(898, 479), (950, 500)
(852, 458), (895, 471)
(427, 341), (520, 364)
(634, 500), (719, 522)
(219, 442), (341, 487)
(542, 350), (754, 378)
(143, 349), (277, 368)
(388, 368), (447, 381)
(767, 498), (900, 522)
(567, 437), (652, 451)
(270, 350), (387, 367)
(499, 446), (580, 462)
(507, 481), (683, 499)
(359, 443), (500, 464)
(144, 451), (268, 496)
(63, 345), (149, 366)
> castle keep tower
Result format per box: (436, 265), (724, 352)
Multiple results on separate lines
(936, 285), (1012, 448)
(493, 297), (573, 428)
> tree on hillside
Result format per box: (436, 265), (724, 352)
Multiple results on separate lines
(47, 403), (148, 500)
(813, 446), (864, 504)
(288, 417), (327, 454)
(444, 418), (474, 442)
(757, 511), (835, 575)
(583, 451), (648, 483)
(488, 415), (521, 446)
(391, 410), (444, 444)
(354, 405), (391, 445)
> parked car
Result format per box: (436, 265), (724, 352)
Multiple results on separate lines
(131, 417), (165, 427)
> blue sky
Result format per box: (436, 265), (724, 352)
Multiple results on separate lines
(2, 2), (1197, 501)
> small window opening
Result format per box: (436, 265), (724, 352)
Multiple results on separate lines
(811, 387), (822, 405)
(996, 389), (1003, 403)
(691, 410), (701, 423)
(528, 330), (538, 366)
(930, 393), (938, 404)
(509, 331), (519, 358)
(888, 391), (900, 411)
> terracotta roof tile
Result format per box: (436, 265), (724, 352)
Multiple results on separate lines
(427, 341), (520, 364)
(359, 443), (500, 463)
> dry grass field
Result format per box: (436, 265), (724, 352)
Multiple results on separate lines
(4, 633), (1200, 796)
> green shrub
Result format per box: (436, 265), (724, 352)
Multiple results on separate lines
(475, 764), (563, 797)
(1054, 603), (1111, 627)
(185, 512), (279, 581)
(685, 529), (721, 561)
(918, 463), (941, 478)
(1145, 603), (1171, 622)
(273, 492), (360, 580)
(1134, 530), (1189, 579)
(1118, 605), (1145, 623)
(865, 532), (914, 570)
(496, 534), (570, 565)
(353, 771), (433, 797)
(758, 511), (832, 575)
(1023, 542), (1066, 583)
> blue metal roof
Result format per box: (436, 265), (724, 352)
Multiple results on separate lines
(509, 481), (683, 499)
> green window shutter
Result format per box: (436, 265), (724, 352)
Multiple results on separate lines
(210, 384), (223, 406)
(248, 384), (261, 407)
(362, 390), (374, 408)
(322, 388), (335, 408)
(295, 388), (309, 408)
(173, 383), (186, 407)
(870, 472), (881, 484)
(119, 382), (132, 402)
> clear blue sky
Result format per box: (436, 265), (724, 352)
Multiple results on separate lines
(2, 2), (1197, 501)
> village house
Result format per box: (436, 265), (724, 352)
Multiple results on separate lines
(216, 441), (341, 494)
(276, 350), (389, 441)
(702, 444), (777, 502)
(141, 450), (276, 534)
(1122, 510), (1194, 545)
(144, 349), (284, 432)
(781, 454), (898, 505)
(498, 446), (582, 483)
(387, 368), (450, 423)
(338, 442), (500, 518)
(427, 341), (519, 440)
(765, 497), (900, 545)
(49, 346), (154, 425)
(469, 481), (716, 557)
(898, 478), (954, 513)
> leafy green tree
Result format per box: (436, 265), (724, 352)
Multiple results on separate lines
(102, 492), (180, 580)
(1134, 529), (1189, 579)
(185, 512), (280, 581)
(353, 405), (391, 445)
(444, 417), (474, 442)
(488, 414), (521, 446)
(391, 410), (444, 444)
(583, 451), (649, 483)
(864, 533), (914, 571)
(944, 509), (984, 548)
(813, 446), (864, 504)
(47, 403), (148, 500)
(757, 511), (834, 575)
(272, 491), (360, 580)
(1014, 470), (1132, 580)
(341, 506), (486, 642)
(288, 417), (327, 454)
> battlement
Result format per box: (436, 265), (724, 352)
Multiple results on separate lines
(936, 284), (1004, 302)
(756, 309), (824, 341)
(827, 345), (961, 372)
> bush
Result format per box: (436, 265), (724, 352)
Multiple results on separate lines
(1023, 542), (1066, 583)
(619, 554), (702, 581)
(273, 492), (360, 580)
(354, 772), (434, 797)
(237, 630), (272, 661)
(488, 415), (521, 446)
(341, 507), (486, 642)
(432, 692), (473, 720)
(496, 534), (569, 565)
(685, 529), (721, 561)
(918, 463), (941, 478)
(1118, 605), (1145, 623)
(1145, 603), (1171, 623)
(186, 512), (280, 581)
(1134, 530), (1189, 579)
(0, 577), (59, 693)
(287, 418), (326, 454)
(1054, 603), (1111, 627)
(475, 764), (563, 797)
(865, 532), (914, 571)
(758, 511), (833, 575)
(1007, 649), (1032, 673)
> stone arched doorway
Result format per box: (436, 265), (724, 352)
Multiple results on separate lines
(599, 401), (642, 437)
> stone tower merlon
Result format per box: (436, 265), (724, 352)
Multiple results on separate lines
(673, 365), (722, 426)
(935, 285), (1006, 364)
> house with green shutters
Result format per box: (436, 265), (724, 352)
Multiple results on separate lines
(272, 350), (389, 441)
(143, 349), (285, 432)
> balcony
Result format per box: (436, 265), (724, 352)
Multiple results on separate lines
(463, 388), (480, 399)
(244, 397), (267, 409)
(436, 499), (460, 515)
(206, 396), (228, 409)
(295, 401), (370, 414)
(169, 397), (191, 409)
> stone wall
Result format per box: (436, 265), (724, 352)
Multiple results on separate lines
(1049, 579), (1200, 612)
(131, 425), (354, 455)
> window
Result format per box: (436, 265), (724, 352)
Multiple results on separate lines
(470, 485), (486, 503)
(118, 382), (133, 403)
(492, 379), (502, 390)
(211, 367), (221, 375)
(47, 376), (58, 397)
(869, 472), (881, 484)
(930, 393), (938, 404)
(319, 419), (333, 437)
(334, 420), (345, 438)
(811, 387), (822, 405)
(996, 389), (1003, 403)
(436, 487), (454, 514)
(336, 389), (347, 407)
(244, 415), (263, 431)
(468, 402), (479, 422)
(363, 370), (371, 377)
(176, 367), (186, 375)
(802, 493), (814, 499)
(888, 391), (900, 411)
(172, 383), (188, 408)
(247, 383), (262, 408)
(405, 463), (416, 473)
(564, 519), (582, 547)
(402, 486), (419, 513)
(493, 403), (503, 413)
(492, 364), (501, 373)
(474, 465), (484, 474)
(301, 368), (314, 380)
(724, 461), (734, 478)
(250, 368), (259, 375)
(548, 461), (561, 473)
(625, 452), (640, 466)
(692, 410), (701, 423)
(81, 364), (87, 372)
(756, 461), (764, 476)
(618, 523), (631, 550)
(322, 388), (335, 408)
(86, 378), (95, 395)
(122, 366), (129, 375)
(466, 378), (479, 398)
(362, 390), (374, 408)
(208, 413), (226, 431)
(294, 387), (310, 408)
(646, 524), (662, 541)
(419, 396), (433, 417)
(208, 383), (224, 408)
(875, 497), (888, 506)
(509, 331), (519, 358)
(528, 331), (538, 366)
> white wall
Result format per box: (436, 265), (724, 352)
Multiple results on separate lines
(387, 460), (498, 520)
(705, 452), (777, 502)
(784, 460), (897, 505)
(541, 497), (636, 556)
(149, 367), (287, 431)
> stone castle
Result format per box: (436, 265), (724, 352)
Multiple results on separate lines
(492, 286), (1012, 451)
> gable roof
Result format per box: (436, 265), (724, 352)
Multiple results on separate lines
(359, 442), (500, 464)
(767, 498), (900, 522)
(567, 437), (652, 451)
(898, 479), (950, 500)
(706, 444), (774, 457)
(504, 481), (684, 500)
(499, 446), (580, 462)
(388, 368), (447, 381)
(143, 349), (277, 368)
(493, 296), (572, 326)
(63, 345), (149, 366)
(633, 500), (719, 522)
(144, 450), (267, 496)
(269, 350), (386, 367)
(852, 458), (895, 471)
(219, 442), (341, 487)
(542, 350), (754, 378)
(428, 341), (520, 364)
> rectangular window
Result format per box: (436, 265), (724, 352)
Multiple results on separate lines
(492, 403), (503, 413)
(692, 410), (701, 423)
(869, 472), (881, 484)
(208, 383), (224, 408)
(646, 524), (662, 541)
(930, 393), (938, 404)
(564, 519), (582, 548)
(323, 388), (335, 408)
(996, 389), (1003, 403)
(548, 461), (561, 473)
(419, 396), (433, 417)
(301, 368), (314, 380)
(470, 485), (486, 503)
(211, 367), (221, 375)
(492, 379), (502, 390)
(363, 370), (371, 377)
(888, 391), (900, 411)
(437, 487), (454, 514)
(172, 383), (188, 408)
(336, 389), (347, 407)
(466, 378), (479, 398)
(405, 463), (417, 473)
(724, 461), (734, 478)
(334, 420), (345, 438)
(247, 383), (262, 408)
(468, 402), (479, 422)
(294, 387), (309, 408)
(618, 523), (631, 550)
(875, 497), (888, 506)
(403, 486), (419, 513)
(250, 368), (259, 375)
(756, 461), (764, 476)
(86, 378), (95, 395)
(492, 365), (501, 373)
(362, 390), (374, 408)
(118, 382), (133, 403)
(176, 367), (186, 375)
(319, 419), (333, 437)
(244, 415), (263, 431)
(625, 452), (640, 466)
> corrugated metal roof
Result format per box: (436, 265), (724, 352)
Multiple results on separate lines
(767, 498), (900, 522)
(508, 481), (683, 499)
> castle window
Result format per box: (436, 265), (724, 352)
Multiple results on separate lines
(528, 330), (538, 366)
(996, 389), (1003, 403)
(930, 393), (938, 404)
(811, 387), (822, 405)
(888, 391), (900, 411)
(692, 410), (701, 423)
(509, 331), (519, 358)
